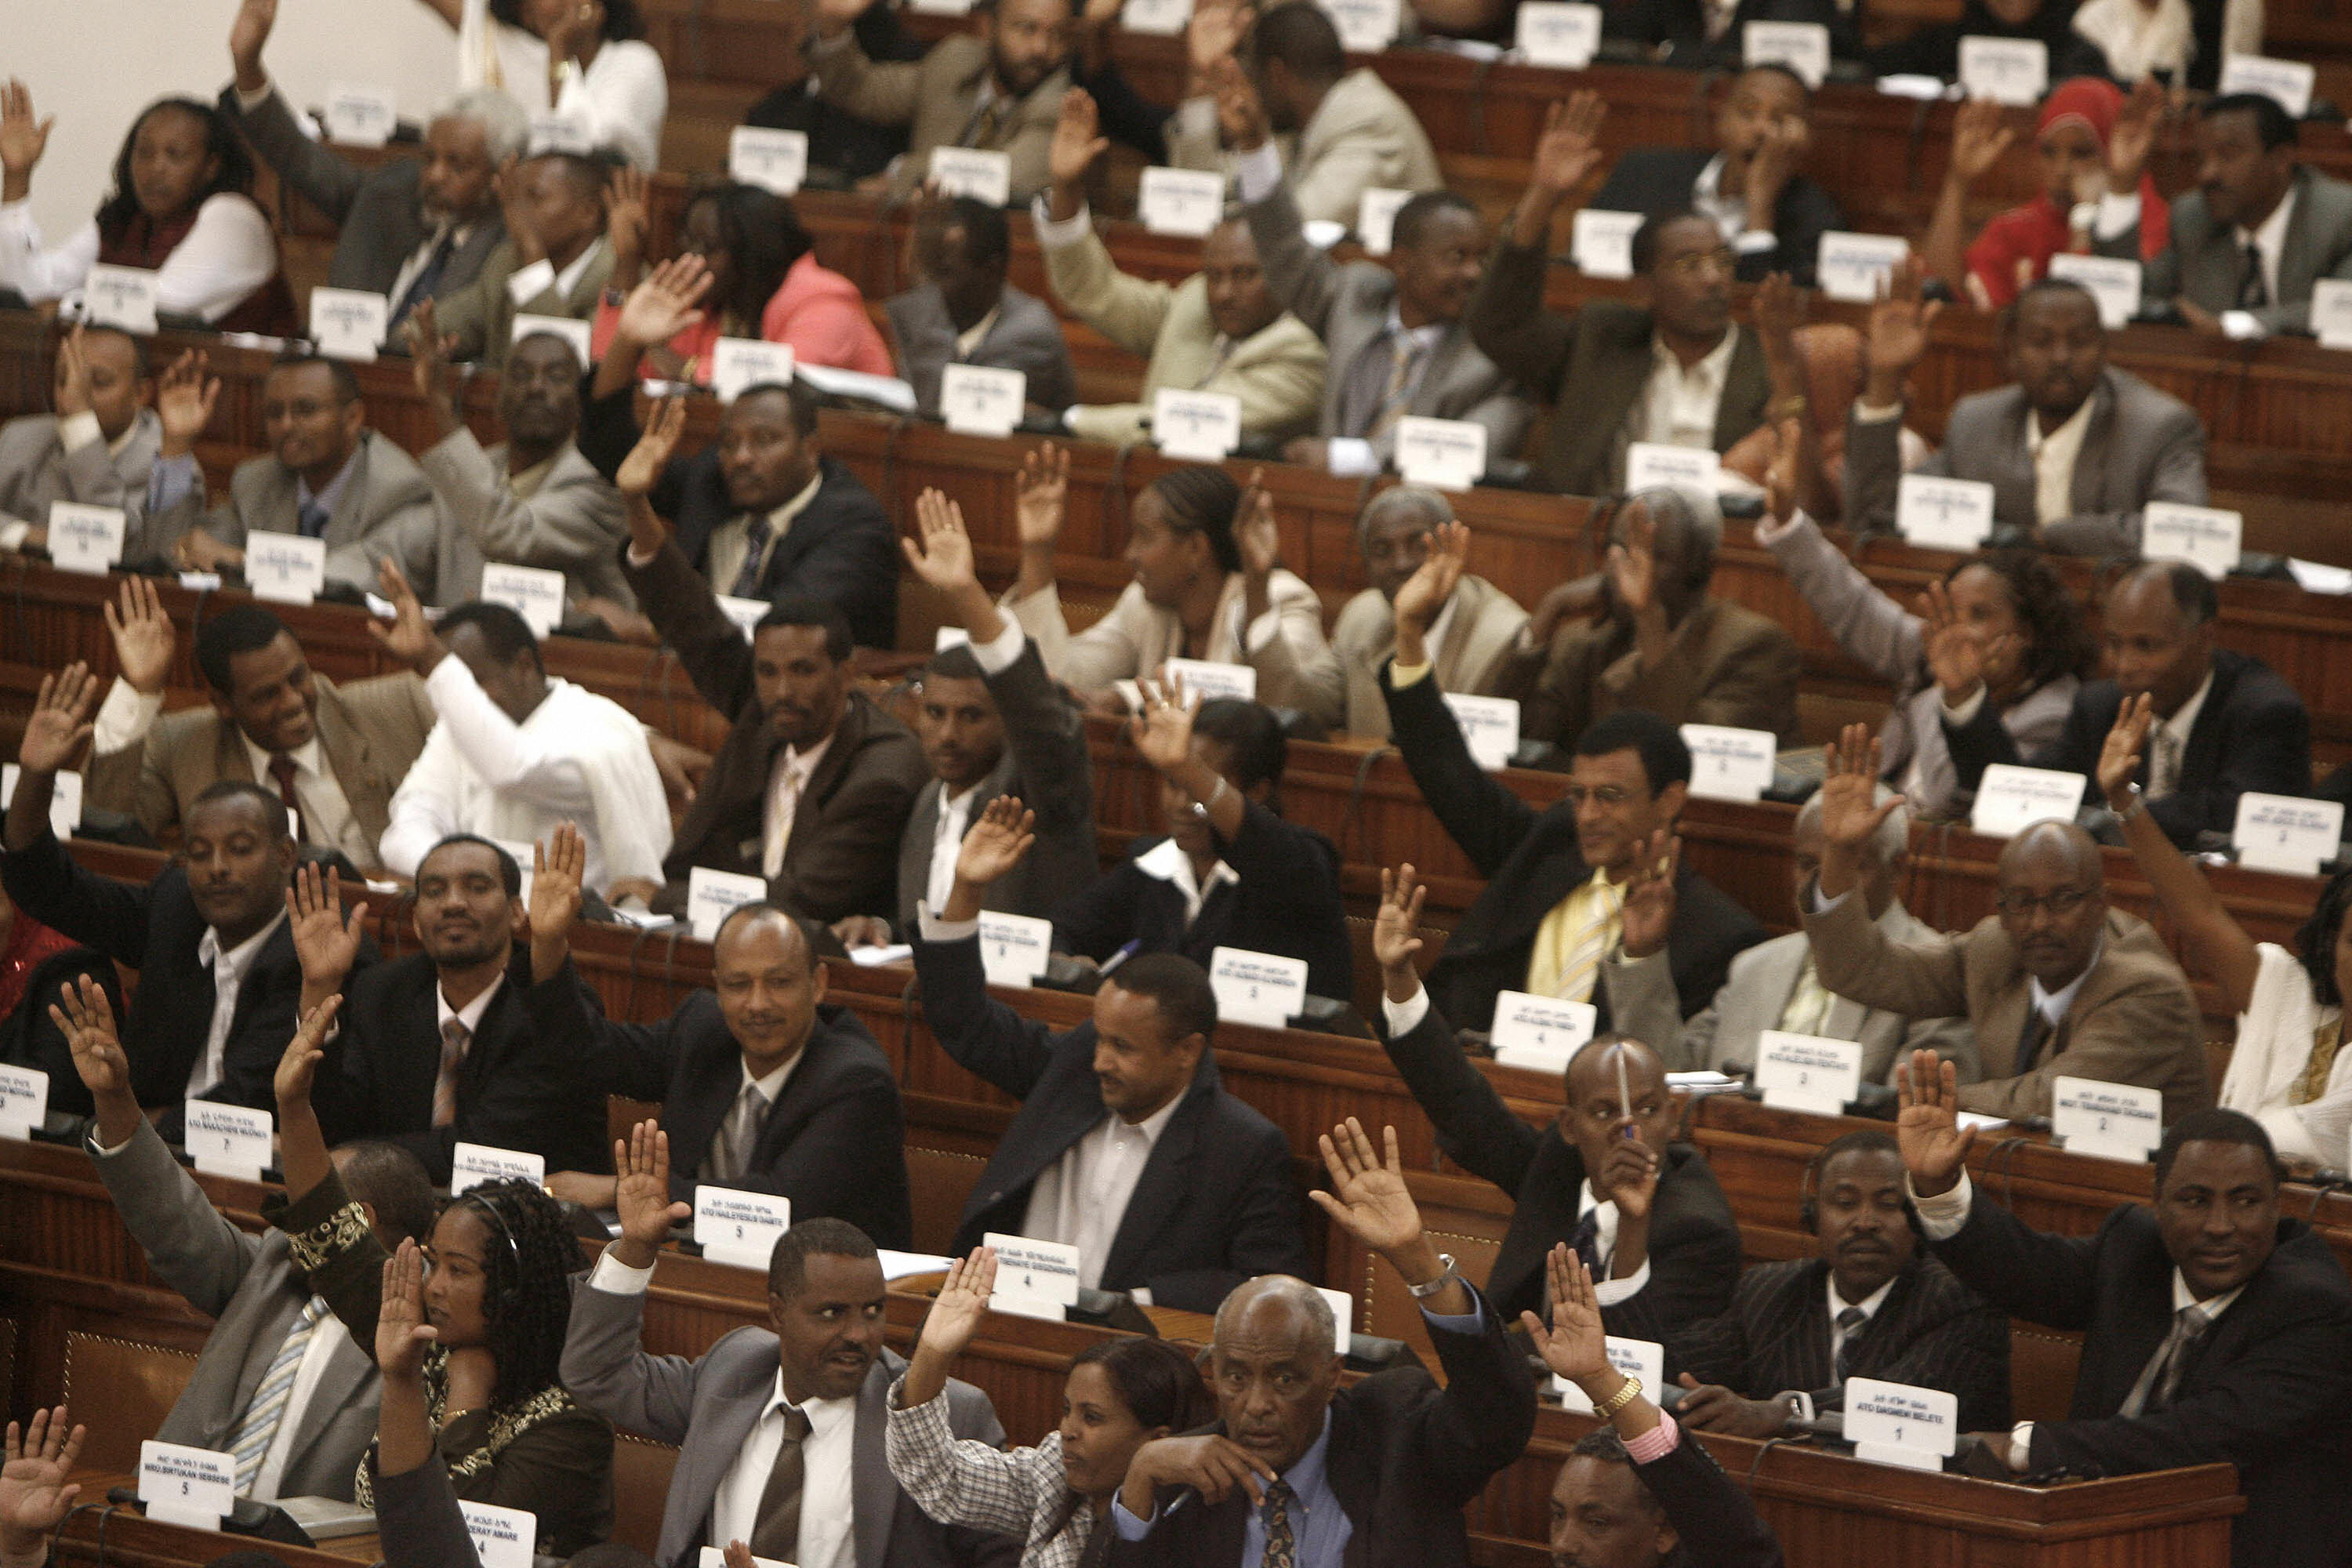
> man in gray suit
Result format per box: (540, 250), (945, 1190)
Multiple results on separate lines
(0, 327), (197, 566)
(888, 197), (1076, 419)
(835, 488), (1095, 947)
(164, 355), (459, 604)
(1610, 788), (1976, 1086)
(1843, 270), (2206, 557)
(222, 0), (518, 322)
(2147, 92), (2352, 339)
(57, 975), (436, 1503)
(561, 1130), (1020, 1568)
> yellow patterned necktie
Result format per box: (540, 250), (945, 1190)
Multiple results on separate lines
(2295, 1014), (2345, 1105)
(1778, 956), (1836, 1036)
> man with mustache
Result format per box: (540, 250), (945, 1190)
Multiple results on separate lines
(1664, 1130), (2008, 1439)
(1842, 266), (2206, 557)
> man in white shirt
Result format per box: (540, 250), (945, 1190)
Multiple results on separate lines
(372, 564), (670, 901)
(561, 1180), (1019, 1568)
(2149, 92), (2352, 340)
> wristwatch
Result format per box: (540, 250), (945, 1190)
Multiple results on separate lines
(2114, 781), (2147, 823)
(1405, 1254), (1459, 1298)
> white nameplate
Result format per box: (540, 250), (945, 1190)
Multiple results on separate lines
(711, 337), (797, 405)
(717, 593), (769, 641)
(1816, 231), (1910, 304)
(939, 362), (1025, 436)
(2232, 791), (2343, 877)
(910, 0), (973, 14)
(2052, 1074), (2161, 1162)
(452, 1141), (546, 1194)
(1488, 989), (1597, 1073)
(1842, 1377), (1957, 1472)
(929, 146), (1012, 206)
(1681, 724), (1777, 803)
(1322, 0), (1402, 52)
(1318, 1286), (1355, 1338)
(139, 1439), (234, 1530)
(701, 1552), (788, 1568)
(0, 1064), (48, 1142)
(2140, 501), (2241, 580)
(1896, 474), (1994, 552)
(185, 1101), (272, 1182)
(2042, 252), (2139, 329)
(47, 500), (125, 575)
(246, 532), (328, 604)
(481, 561), (565, 637)
(1445, 693), (1521, 772)
(1162, 656), (1257, 702)
(1516, 1), (1602, 66)
(1, 765), (83, 841)
(978, 911), (1054, 989)
(1122, 0), (1192, 31)
(84, 265), (159, 334)
(985, 1231), (1081, 1319)
(527, 112), (595, 158)
(1355, 187), (1413, 256)
(2314, 279), (2352, 350)
(1395, 416), (1486, 492)
(1571, 209), (1642, 279)
(1969, 764), (2087, 839)
(2218, 53), (2314, 118)
(1744, 20), (1829, 85)
(687, 866), (768, 942)
(510, 313), (591, 359)
(1139, 166), (1228, 238)
(1755, 1029), (1863, 1116)
(695, 1185), (793, 1270)
(729, 126), (809, 196)
(1555, 1336), (1665, 1414)
(459, 1500), (536, 1568)
(1957, 36), (2047, 105)
(1624, 441), (1720, 498)
(325, 83), (399, 147)
(309, 287), (389, 362)
(1152, 387), (1243, 461)
(1210, 946), (1308, 1027)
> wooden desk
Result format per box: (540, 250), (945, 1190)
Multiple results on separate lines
(46, 1491), (379, 1567)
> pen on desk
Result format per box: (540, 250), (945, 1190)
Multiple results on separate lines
(1096, 940), (1143, 980)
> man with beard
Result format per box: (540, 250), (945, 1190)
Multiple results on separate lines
(807, 0), (1076, 202)
(1842, 267), (2206, 557)
(615, 390), (927, 926)
(2146, 92), (2352, 339)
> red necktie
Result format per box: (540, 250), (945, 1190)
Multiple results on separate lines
(267, 753), (309, 844)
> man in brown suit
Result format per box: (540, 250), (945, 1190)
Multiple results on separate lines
(1513, 487), (1800, 752)
(82, 586), (433, 872)
(1804, 727), (2209, 1123)
(617, 401), (928, 926)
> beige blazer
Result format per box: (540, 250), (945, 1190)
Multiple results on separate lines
(1167, 68), (1441, 228)
(1007, 569), (1336, 711)
(812, 31), (1068, 202)
(1321, 574), (1528, 738)
(1515, 595), (1802, 750)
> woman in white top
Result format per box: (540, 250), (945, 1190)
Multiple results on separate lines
(0, 85), (294, 334)
(2071, 0), (2263, 88)
(887, 1247), (1217, 1568)
(2098, 692), (2352, 1166)
(412, 0), (669, 169)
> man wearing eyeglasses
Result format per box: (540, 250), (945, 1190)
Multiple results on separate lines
(1802, 728), (2209, 1123)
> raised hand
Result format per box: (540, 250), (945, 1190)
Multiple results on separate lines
(17, 662), (96, 775)
(1754, 271), (1806, 365)
(1818, 721), (1900, 856)
(1604, 502), (1657, 619)
(1946, 97), (2015, 188)
(50, 975), (130, 1102)
(228, 0), (280, 89)
(366, 557), (444, 673)
(904, 489), (981, 594)
(1308, 1118), (1422, 1255)
(614, 255), (711, 350)
(0, 80), (53, 199)
(1593, 1067), (1661, 1218)
(404, 296), (458, 406)
(1128, 676), (1201, 777)
(2097, 690), (2154, 807)
(1895, 1047), (1975, 1196)
(273, 994), (343, 1112)
(376, 1239), (441, 1382)
(1207, 56), (1269, 151)
(606, 165), (651, 281)
(52, 326), (91, 421)
(1186, 0), (1253, 78)
(1372, 864), (1427, 995)
(1918, 578), (2013, 704)
(618, 394), (686, 500)
(154, 350), (220, 460)
(610, 1120), (691, 1266)
(953, 795), (1038, 891)
(1519, 1244), (1606, 1383)
(1014, 441), (1069, 559)
(2107, 77), (2164, 193)
(1530, 91), (1607, 198)
(1047, 87), (1109, 194)
(1617, 828), (1680, 960)
(811, 0), (873, 41)
(1760, 416), (1802, 527)
(918, 1246), (998, 1361)
(530, 822), (588, 957)
(285, 861), (368, 991)
(103, 575), (176, 695)
(1236, 477), (1279, 586)
(1390, 520), (1468, 655)
(1863, 254), (1940, 397)
(0, 1406), (85, 1546)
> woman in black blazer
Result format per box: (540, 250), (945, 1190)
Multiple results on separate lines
(1053, 688), (1352, 1005)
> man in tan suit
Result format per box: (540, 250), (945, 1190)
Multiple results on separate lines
(1803, 730), (2209, 1123)
(82, 591), (434, 873)
(417, 151), (613, 367)
(808, 0), (1074, 202)
(1034, 88), (1325, 448)
(1313, 492), (1527, 739)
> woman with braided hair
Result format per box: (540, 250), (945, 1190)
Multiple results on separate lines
(270, 995), (614, 1557)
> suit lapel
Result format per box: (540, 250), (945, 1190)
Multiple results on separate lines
(321, 438), (373, 547)
(684, 1341), (783, 1558)
(899, 779), (946, 923)
(1712, 327), (1772, 447)
(1098, 1079), (1211, 1285)
(667, 1020), (738, 1181)
(279, 1307), (376, 1461)
(390, 969), (444, 1128)
(313, 681), (389, 847)
(2070, 375), (2118, 517)
(852, 1358), (896, 1568)
(753, 1028), (837, 1167)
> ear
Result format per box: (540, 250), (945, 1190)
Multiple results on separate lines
(1655, 1520), (1680, 1559)
(507, 895), (528, 935)
(808, 962), (829, 1007)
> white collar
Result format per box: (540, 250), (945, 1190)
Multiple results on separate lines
(1828, 1267), (1900, 1318)
(782, 730), (834, 779)
(1694, 152), (1729, 202)
(765, 1372), (857, 1426)
(1381, 304), (1446, 351)
(1134, 835), (1239, 899)
(2170, 1271), (2248, 1319)
(2240, 181), (2299, 257)
(1105, 1087), (1187, 1145)
(739, 1045), (805, 1105)
(437, 972), (506, 1036)
(2030, 935), (2104, 1022)
(550, 234), (609, 300)
(2027, 391), (2096, 450)
(1651, 325), (1737, 386)
(241, 729), (325, 783)
(953, 303), (1003, 361)
(2161, 670), (2216, 746)
(198, 908), (288, 975)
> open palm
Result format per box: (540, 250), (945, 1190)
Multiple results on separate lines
(1308, 1120), (1421, 1254)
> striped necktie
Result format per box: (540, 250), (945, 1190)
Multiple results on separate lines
(1833, 1305), (1868, 1381)
(1548, 883), (1625, 1005)
(1777, 956), (1836, 1037)
(227, 1295), (327, 1495)
(2119, 1304), (2210, 1417)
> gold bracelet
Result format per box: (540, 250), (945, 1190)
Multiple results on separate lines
(1594, 1375), (1644, 1419)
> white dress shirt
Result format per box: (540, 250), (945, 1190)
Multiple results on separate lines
(1131, 837), (1239, 930)
(545, 40), (670, 172)
(191, 910), (289, 1102)
(238, 729), (378, 872)
(1634, 328), (1738, 452)
(503, 234), (611, 309)
(1691, 154), (1777, 253)
(701, 470), (825, 602)
(432, 972), (506, 1112)
(1021, 1090), (1186, 1290)
(2024, 394), (2096, 529)
(2147, 671), (2213, 800)
(953, 305), (1004, 361)
(764, 732), (835, 877)
(2027, 938), (2102, 1030)
(1826, 1269), (1898, 1365)
(2222, 183), (2299, 340)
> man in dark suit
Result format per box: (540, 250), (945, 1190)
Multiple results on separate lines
(6, 673), (328, 1122)
(584, 270), (897, 644)
(912, 798), (1310, 1313)
(562, 1179), (1018, 1568)
(287, 844), (608, 1186)
(2147, 93), (2352, 339)
(1588, 67), (1846, 286)
(1900, 1057), (2352, 1567)
(1370, 866), (1741, 1334)
(887, 198), (1078, 419)
(528, 827), (913, 1247)
(1107, 1120), (1537, 1567)
(1942, 561), (2310, 850)
(222, 0), (516, 317)
(1668, 1130), (2009, 1436)
(1470, 96), (1775, 495)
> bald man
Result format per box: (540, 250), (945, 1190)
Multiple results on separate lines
(1109, 1122), (1537, 1568)
(525, 868), (913, 1247)
(1807, 739), (2209, 1121)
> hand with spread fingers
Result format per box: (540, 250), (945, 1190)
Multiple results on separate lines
(286, 860), (369, 1016)
(1617, 828), (1680, 960)
(943, 796), (1036, 923)
(0, 1405), (86, 1555)
(2097, 690), (2155, 809)
(1896, 1046), (1976, 1197)
(367, 557), (445, 674)
(529, 822), (589, 981)
(1816, 721), (1902, 900)
(1373, 863), (1428, 1004)
(607, 1120), (692, 1269)
(1390, 521), (1468, 668)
